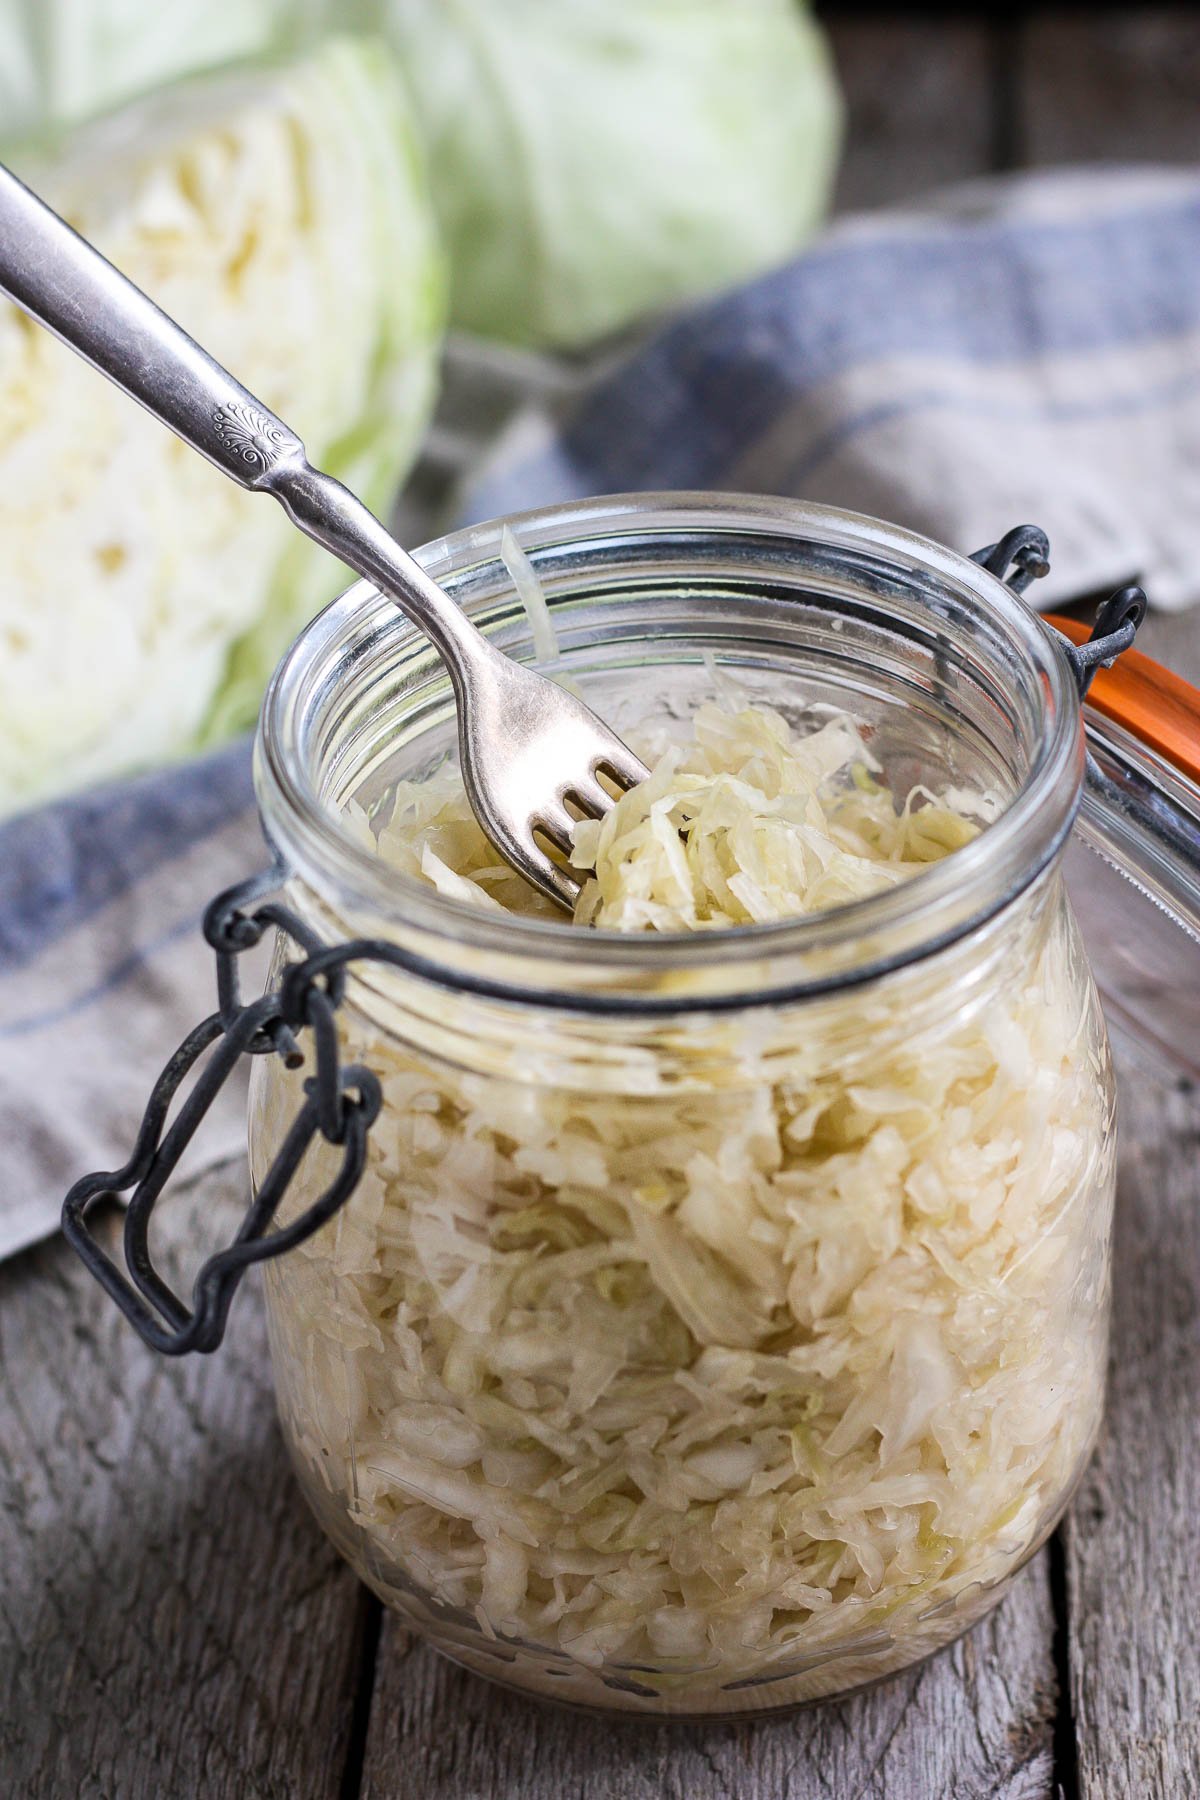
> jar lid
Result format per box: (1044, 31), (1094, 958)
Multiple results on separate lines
(1052, 615), (1200, 1080)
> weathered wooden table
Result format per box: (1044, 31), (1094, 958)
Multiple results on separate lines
(4, 12), (1200, 1797)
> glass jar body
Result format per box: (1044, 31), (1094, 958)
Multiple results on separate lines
(251, 864), (1114, 1716)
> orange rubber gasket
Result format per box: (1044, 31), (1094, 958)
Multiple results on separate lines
(1047, 614), (1200, 788)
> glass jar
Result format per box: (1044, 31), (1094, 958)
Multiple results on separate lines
(247, 494), (1117, 1716)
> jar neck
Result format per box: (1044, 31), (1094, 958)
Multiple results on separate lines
(255, 494), (1084, 1016)
(280, 865), (1070, 1085)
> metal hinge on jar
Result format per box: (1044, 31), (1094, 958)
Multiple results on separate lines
(971, 523), (1148, 700)
(61, 872), (383, 1354)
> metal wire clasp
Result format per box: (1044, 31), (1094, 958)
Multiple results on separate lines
(971, 523), (1052, 595)
(61, 867), (381, 1355)
(1055, 585), (1148, 700)
(971, 524), (1147, 699)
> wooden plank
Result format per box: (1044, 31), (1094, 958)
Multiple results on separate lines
(1062, 1066), (1200, 1799)
(824, 20), (996, 214)
(0, 1158), (367, 1800)
(1021, 11), (1200, 166)
(359, 1558), (1056, 1799)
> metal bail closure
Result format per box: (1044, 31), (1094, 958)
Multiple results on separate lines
(970, 524), (1148, 701)
(1054, 585), (1149, 702)
(971, 523), (1052, 596)
(61, 866), (382, 1356)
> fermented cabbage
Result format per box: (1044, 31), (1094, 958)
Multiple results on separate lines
(260, 694), (1112, 1709)
(0, 38), (443, 812)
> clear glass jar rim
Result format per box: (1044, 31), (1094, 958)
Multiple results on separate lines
(254, 492), (1084, 1005)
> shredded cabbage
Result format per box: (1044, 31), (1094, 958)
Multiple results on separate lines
(346, 697), (981, 933)
(260, 687), (1113, 1710)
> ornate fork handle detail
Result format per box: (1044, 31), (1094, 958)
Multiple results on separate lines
(212, 402), (292, 471)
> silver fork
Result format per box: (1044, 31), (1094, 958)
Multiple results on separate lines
(0, 163), (648, 912)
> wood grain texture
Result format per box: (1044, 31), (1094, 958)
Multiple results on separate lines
(358, 1559), (1056, 1800)
(1062, 1070), (1200, 1800)
(0, 1159), (366, 1800)
(826, 21), (997, 214)
(1020, 11), (1200, 167)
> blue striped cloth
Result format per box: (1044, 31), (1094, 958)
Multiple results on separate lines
(4, 165), (1200, 1259)
(464, 167), (1200, 611)
(0, 744), (261, 1257)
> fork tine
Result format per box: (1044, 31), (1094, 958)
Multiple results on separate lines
(593, 744), (651, 794)
(564, 776), (611, 821)
(535, 802), (577, 857)
(519, 839), (583, 911)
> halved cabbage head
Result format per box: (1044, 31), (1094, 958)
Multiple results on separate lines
(0, 36), (444, 813)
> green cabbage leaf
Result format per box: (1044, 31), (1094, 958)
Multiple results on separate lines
(0, 0), (335, 141)
(383, 0), (843, 348)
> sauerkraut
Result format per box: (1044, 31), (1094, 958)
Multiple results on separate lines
(258, 691), (1114, 1712)
(346, 698), (983, 929)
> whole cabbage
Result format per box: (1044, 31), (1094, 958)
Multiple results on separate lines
(0, 37), (444, 812)
(383, 0), (843, 348)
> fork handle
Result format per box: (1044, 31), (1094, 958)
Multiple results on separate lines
(0, 161), (481, 674)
